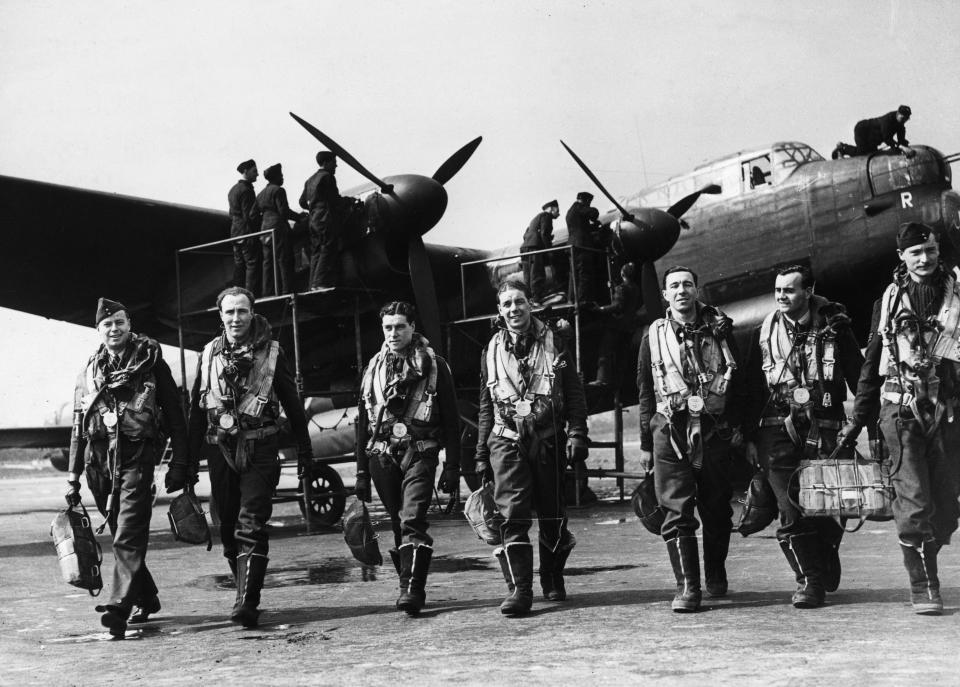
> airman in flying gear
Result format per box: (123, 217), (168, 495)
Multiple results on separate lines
(637, 266), (744, 612)
(187, 287), (313, 628)
(354, 301), (462, 616)
(475, 278), (589, 616)
(742, 265), (865, 609)
(66, 298), (191, 638)
(839, 223), (960, 615)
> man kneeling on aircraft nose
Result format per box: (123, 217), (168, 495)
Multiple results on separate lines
(355, 301), (461, 616)
(187, 287), (313, 628)
(66, 298), (191, 638)
(743, 265), (864, 609)
(476, 279), (589, 616)
(637, 266), (743, 612)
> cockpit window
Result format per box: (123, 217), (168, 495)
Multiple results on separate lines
(742, 155), (771, 189)
(869, 150), (941, 195)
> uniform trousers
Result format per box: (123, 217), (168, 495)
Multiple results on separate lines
(308, 214), (340, 288)
(369, 447), (439, 547)
(208, 435), (282, 561)
(86, 438), (159, 610)
(261, 229), (294, 297)
(650, 413), (733, 543)
(879, 402), (960, 547)
(521, 248), (547, 300)
(756, 423), (844, 545)
(233, 236), (261, 296)
(488, 431), (573, 551)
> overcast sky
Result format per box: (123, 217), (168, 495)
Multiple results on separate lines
(2, 0), (959, 426)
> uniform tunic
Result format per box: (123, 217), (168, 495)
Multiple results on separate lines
(299, 169), (342, 289)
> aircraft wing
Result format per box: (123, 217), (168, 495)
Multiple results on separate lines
(0, 175), (229, 346)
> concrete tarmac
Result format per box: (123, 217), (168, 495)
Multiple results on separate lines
(1, 468), (959, 687)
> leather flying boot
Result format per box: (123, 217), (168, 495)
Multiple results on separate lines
(231, 552), (269, 628)
(500, 542), (534, 616)
(227, 555), (238, 584)
(395, 544), (414, 610)
(901, 540), (943, 615)
(128, 595), (161, 624)
(388, 548), (402, 576)
(397, 544), (433, 616)
(539, 540), (575, 601)
(783, 534), (825, 608)
(702, 529), (729, 598)
(667, 536), (702, 612)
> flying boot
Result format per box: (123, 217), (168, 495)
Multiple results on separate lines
(128, 595), (161, 624)
(499, 542), (534, 616)
(667, 535), (702, 612)
(231, 552), (269, 628)
(397, 543), (433, 616)
(539, 539), (575, 601)
(97, 604), (129, 639)
(901, 540), (943, 615)
(780, 533), (825, 608)
(702, 528), (729, 598)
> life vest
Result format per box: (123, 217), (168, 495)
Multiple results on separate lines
(759, 300), (837, 409)
(198, 339), (280, 430)
(485, 318), (562, 425)
(878, 275), (960, 378)
(78, 361), (159, 441)
(647, 315), (733, 417)
(360, 342), (439, 433)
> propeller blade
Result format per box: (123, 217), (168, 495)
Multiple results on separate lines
(407, 237), (443, 354)
(560, 140), (635, 220)
(666, 183), (721, 219)
(640, 261), (664, 322)
(432, 136), (483, 186)
(289, 112), (394, 193)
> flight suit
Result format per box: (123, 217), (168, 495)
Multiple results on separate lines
(476, 318), (588, 609)
(743, 296), (863, 605)
(188, 314), (312, 626)
(637, 304), (742, 608)
(69, 335), (189, 620)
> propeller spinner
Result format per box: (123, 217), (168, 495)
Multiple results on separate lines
(290, 113), (481, 352)
(560, 140), (719, 320)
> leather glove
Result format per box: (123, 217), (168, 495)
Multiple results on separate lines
(164, 462), (191, 493)
(65, 479), (82, 507)
(837, 421), (862, 448)
(438, 463), (460, 495)
(711, 315), (733, 339)
(745, 441), (760, 469)
(567, 436), (589, 465)
(297, 449), (314, 482)
(475, 456), (493, 483)
(639, 449), (654, 474)
(354, 471), (372, 502)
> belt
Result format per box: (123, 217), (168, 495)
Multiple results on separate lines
(205, 424), (279, 444)
(367, 437), (440, 455)
(491, 423), (557, 442)
(759, 417), (841, 430)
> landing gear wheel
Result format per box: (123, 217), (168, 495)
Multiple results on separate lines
(298, 463), (346, 527)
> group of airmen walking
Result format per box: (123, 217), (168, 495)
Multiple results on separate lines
(64, 148), (957, 636)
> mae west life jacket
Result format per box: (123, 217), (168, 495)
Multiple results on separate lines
(759, 301), (838, 409)
(76, 343), (161, 442)
(360, 341), (439, 434)
(198, 339), (280, 431)
(485, 318), (562, 426)
(648, 316), (733, 418)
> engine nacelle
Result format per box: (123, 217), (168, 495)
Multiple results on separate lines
(605, 207), (681, 264)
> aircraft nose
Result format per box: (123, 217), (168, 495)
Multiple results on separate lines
(614, 209), (681, 263)
(378, 174), (448, 240)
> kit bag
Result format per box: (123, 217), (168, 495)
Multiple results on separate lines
(793, 448), (894, 522)
(737, 470), (778, 536)
(167, 484), (213, 550)
(343, 498), (383, 566)
(50, 502), (103, 596)
(464, 482), (501, 545)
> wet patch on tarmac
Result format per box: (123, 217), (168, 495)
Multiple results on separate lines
(46, 626), (167, 643)
(431, 555), (494, 573)
(564, 563), (643, 576)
